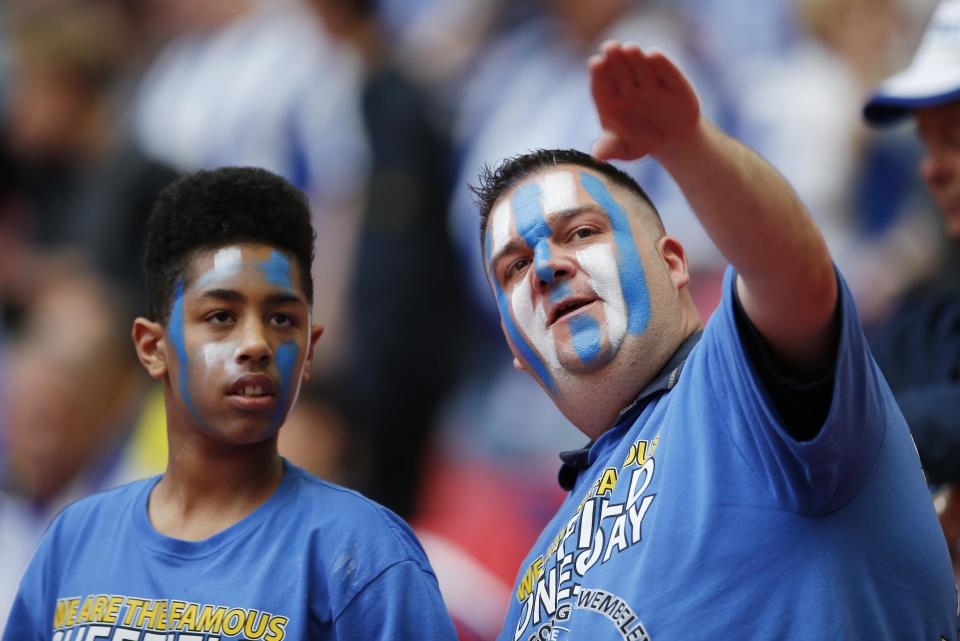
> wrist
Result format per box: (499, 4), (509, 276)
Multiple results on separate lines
(651, 117), (712, 170)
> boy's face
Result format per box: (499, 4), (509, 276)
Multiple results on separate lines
(155, 243), (321, 445)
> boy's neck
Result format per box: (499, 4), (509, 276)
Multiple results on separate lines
(148, 431), (285, 542)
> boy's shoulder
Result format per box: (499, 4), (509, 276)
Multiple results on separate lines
(283, 464), (431, 568)
(54, 476), (158, 529)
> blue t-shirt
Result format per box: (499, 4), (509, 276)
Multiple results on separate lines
(3, 461), (457, 641)
(500, 269), (958, 641)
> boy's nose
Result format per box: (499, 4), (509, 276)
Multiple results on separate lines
(236, 322), (272, 366)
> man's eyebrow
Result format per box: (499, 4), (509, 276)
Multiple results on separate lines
(489, 237), (528, 271)
(546, 204), (605, 220)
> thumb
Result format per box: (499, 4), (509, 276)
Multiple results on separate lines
(591, 131), (630, 161)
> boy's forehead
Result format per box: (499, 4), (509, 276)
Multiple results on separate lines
(182, 243), (302, 293)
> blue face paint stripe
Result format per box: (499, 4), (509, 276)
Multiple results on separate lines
(579, 172), (651, 335)
(270, 339), (299, 430)
(168, 280), (202, 422)
(568, 313), (603, 364)
(485, 233), (555, 391)
(259, 251), (295, 291)
(513, 182), (558, 286)
(549, 281), (573, 305)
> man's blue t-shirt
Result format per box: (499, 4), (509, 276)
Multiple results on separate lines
(500, 269), (958, 641)
(3, 461), (457, 641)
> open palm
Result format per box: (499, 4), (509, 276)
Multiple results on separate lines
(590, 42), (701, 161)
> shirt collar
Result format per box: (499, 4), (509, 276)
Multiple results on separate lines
(557, 330), (703, 491)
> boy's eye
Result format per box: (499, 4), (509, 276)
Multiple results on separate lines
(270, 313), (294, 327)
(207, 311), (235, 324)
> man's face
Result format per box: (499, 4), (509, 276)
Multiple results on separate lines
(484, 166), (660, 393)
(916, 101), (960, 239)
(163, 243), (319, 444)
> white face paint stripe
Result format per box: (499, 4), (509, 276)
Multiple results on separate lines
(539, 171), (577, 216)
(489, 200), (514, 263)
(213, 247), (243, 273)
(201, 342), (244, 380)
(577, 244), (627, 354)
(511, 274), (561, 375)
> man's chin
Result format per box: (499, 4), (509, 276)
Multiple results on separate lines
(554, 347), (615, 376)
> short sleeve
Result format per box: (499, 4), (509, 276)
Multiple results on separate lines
(697, 266), (889, 515)
(333, 561), (457, 641)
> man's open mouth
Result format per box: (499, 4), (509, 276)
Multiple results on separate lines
(548, 297), (596, 326)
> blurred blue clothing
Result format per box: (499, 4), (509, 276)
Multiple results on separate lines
(871, 248), (960, 485)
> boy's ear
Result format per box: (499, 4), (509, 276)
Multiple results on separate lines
(301, 324), (325, 382)
(132, 317), (169, 380)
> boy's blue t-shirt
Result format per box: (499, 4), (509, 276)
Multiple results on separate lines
(500, 268), (958, 641)
(3, 461), (457, 641)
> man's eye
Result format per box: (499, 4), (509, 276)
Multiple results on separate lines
(573, 227), (595, 240)
(507, 259), (530, 278)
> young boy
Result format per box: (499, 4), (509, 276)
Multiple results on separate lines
(2, 167), (458, 641)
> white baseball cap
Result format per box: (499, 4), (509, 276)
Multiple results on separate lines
(864, 0), (960, 125)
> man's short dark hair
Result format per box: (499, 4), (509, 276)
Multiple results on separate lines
(470, 148), (661, 251)
(144, 167), (316, 323)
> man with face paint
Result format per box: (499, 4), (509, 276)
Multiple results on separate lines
(477, 42), (958, 640)
(2, 168), (458, 641)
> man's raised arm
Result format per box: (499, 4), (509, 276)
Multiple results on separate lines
(591, 42), (838, 376)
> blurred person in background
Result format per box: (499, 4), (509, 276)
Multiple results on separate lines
(0, 0), (177, 319)
(862, 0), (960, 562)
(0, 267), (162, 630)
(308, 0), (466, 519)
(727, 0), (942, 324)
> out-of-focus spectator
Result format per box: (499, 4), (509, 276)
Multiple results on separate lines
(862, 0), (960, 561)
(1, 0), (177, 317)
(726, 0), (942, 323)
(132, 0), (368, 209)
(0, 268), (164, 630)
(307, 0), (466, 520)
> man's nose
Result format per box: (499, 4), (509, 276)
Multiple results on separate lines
(235, 319), (272, 366)
(533, 241), (573, 287)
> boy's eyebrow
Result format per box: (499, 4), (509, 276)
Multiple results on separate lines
(198, 289), (306, 306)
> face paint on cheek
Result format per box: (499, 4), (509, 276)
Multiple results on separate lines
(511, 273), (561, 376)
(567, 314), (603, 364)
(579, 172), (651, 335)
(485, 233), (556, 392)
(201, 342), (244, 382)
(168, 280), (202, 422)
(576, 244), (627, 354)
(270, 339), (300, 431)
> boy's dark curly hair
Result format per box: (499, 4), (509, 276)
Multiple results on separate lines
(144, 167), (316, 323)
(470, 148), (661, 252)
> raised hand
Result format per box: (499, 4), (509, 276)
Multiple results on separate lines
(589, 41), (701, 161)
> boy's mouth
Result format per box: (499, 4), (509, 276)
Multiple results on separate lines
(226, 374), (278, 410)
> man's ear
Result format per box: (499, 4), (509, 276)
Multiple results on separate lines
(657, 235), (690, 290)
(132, 318), (169, 380)
(513, 357), (526, 372)
(301, 324), (325, 382)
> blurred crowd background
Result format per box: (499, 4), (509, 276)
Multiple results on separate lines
(0, 0), (950, 638)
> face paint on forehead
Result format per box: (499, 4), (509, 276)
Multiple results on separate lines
(579, 172), (651, 336)
(540, 170), (578, 215)
(259, 251), (295, 291)
(194, 247), (244, 289)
